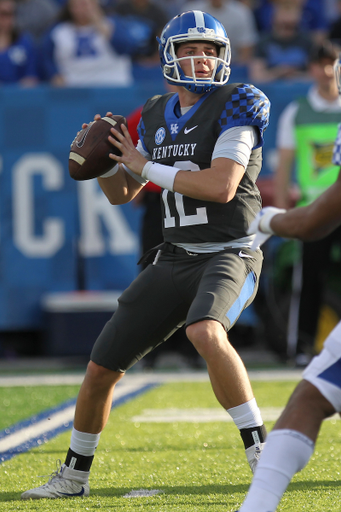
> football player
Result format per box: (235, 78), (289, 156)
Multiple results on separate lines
(22, 10), (270, 499)
(236, 55), (341, 512)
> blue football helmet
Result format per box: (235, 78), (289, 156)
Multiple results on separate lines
(158, 10), (231, 94)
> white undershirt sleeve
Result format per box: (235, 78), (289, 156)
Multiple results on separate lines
(212, 126), (258, 169)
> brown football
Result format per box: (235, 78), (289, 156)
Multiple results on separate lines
(69, 114), (127, 181)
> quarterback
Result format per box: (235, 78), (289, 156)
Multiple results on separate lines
(22, 10), (270, 499)
(236, 56), (341, 512)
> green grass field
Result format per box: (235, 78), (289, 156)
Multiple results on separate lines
(1, 377), (340, 511)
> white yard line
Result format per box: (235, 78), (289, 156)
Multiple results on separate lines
(131, 407), (286, 423)
(0, 369), (303, 387)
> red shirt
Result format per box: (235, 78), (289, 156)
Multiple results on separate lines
(126, 105), (161, 194)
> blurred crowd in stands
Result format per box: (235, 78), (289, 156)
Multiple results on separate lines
(1, 0), (341, 88)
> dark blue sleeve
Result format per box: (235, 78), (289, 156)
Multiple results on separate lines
(218, 84), (271, 149)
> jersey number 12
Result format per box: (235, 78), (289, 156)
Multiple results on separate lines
(162, 161), (208, 228)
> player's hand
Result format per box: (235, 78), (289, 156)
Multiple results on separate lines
(247, 206), (286, 250)
(81, 112), (113, 130)
(73, 112), (113, 149)
(108, 124), (147, 175)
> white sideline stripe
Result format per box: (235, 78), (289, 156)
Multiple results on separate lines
(0, 374), (85, 387)
(0, 369), (303, 387)
(0, 406), (75, 452)
(0, 380), (154, 453)
(131, 407), (341, 423)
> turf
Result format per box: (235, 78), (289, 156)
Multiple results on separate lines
(0, 386), (80, 429)
(0, 379), (340, 511)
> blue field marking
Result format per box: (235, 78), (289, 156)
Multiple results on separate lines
(0, 382), (159, 463)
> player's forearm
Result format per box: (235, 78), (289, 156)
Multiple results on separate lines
(174, 158), (243, 203)
(140, 159), (241, 202)
(98, 166), (143, 204)
(173, 168), (238, 203)
(271, 181), (341, 241)
(274, 149), (295, 208)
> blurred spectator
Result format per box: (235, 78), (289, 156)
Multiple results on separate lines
(324, 0), (340, 26)
(15, 0), (60, 43)
(0, 0), (39, 85)
(254, 0), (328, 44)
(158, 0), (188, 18)
(181, 0), (258, 64)
(328, 0), (341, 47)
(111, 0), (169, 64)
(273, 41), (341, 366)
(40, 0), (150, 86)
(249, 3), (313, 83)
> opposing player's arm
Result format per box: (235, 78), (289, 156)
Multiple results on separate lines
(274, 148), (296, 208)
(271, 169), (341, 241)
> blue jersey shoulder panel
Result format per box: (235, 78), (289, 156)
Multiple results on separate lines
(218, 84), (270, 148)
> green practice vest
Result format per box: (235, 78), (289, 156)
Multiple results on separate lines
(294, 97), (340, 206)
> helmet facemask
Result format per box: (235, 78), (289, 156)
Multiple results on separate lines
(158, 11), (231, 94)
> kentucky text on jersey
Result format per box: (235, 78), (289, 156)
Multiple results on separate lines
(152, 143), (197, 160)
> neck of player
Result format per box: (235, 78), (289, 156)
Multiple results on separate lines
(177, 86), (205, 108)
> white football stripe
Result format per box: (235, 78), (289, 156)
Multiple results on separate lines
(193, 10), (205, 28)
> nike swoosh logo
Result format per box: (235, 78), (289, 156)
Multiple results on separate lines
(184, 125), (198, 134)
(75, 122), (94, 148)
(238, 251), (254, 259)
(58, 487), (86, 497)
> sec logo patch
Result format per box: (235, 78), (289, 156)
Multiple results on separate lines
(155, 127), (166, 145)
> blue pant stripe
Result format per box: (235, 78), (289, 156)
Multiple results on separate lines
(226, 271), (256, 326)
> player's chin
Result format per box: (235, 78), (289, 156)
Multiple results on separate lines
(195, 72), (212, 79)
